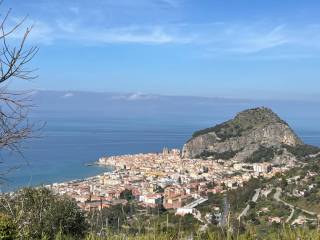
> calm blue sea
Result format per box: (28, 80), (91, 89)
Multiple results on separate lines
(1, 92), (320, 191)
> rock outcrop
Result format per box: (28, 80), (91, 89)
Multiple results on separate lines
(182, 107), (310, 164)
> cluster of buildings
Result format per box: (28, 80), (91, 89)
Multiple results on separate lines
(286, 171), (318, 197)
(47, 148), (289, 214)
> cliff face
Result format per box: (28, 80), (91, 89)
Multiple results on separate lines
(182, 107), (304, 164)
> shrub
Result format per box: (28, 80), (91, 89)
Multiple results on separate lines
(245, 146), (277, 163)
(283, 144), (320, 158)
(191, 121), (245, 141)
(0, 214), (17, 240)
(0, 188), (88, 239)
(196, 149), (240, 160)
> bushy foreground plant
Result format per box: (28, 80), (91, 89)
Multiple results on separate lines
(50, 226), (320, 240)
(0, 213), (17, 240)
(1, 188), (320, 240)
(0, 188), (88, 239)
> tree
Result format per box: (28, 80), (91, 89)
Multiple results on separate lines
(0, 2), (39, 173)
(88, 204), (131, 234)
(120, 189), (133, 201)
(0, 188), (88, 239)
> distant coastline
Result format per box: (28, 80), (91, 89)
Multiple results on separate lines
(3, 99), (320, 192)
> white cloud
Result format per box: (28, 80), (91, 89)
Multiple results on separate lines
(56, 20), (77, 33)
(7, 17), (55, 45)
(69, 6), (80, 15)
(81, 25), (191, 44)
(112, 93), (158, 101)
(62, 92), (74, 98)
(8, 14), (320, 59)
(24, 20), (290, 49)
(10, 19), (192, 45)
(127, 93), (156, 101)
(203, 24), (290, 55)
(158, 0), (180, 8)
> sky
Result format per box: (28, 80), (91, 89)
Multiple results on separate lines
(4, 0), (320, 100)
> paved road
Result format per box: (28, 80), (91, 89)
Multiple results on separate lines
(273, 187), (317, 223)
(238, 188), (261, 220)
(183, 197), (208, 209)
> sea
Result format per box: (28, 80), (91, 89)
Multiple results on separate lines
(1, 91), (320, 192)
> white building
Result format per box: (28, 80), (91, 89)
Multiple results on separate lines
(176, 207), (194, 216)
(253, 163), (272, 173)
(143, 194), (163, 205)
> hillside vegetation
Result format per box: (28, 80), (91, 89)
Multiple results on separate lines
(182, 107), (316, 164)
(191, 107), (287, 140)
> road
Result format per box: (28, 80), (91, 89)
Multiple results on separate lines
(220, 196), (229, 226)
(273, 187), (295, 223)
(273, 187), (317, 223)
(286, 207), (295, 223)
(238, 188), (261, 220)
(183, 197), (208, 209)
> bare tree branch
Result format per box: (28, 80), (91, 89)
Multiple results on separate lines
(0, 3), (39, 168)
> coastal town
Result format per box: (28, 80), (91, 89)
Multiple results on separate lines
(47, 148), (291, 216)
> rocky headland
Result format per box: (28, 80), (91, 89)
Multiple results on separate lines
(182, 107), (319, 165)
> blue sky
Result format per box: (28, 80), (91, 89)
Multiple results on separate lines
(5, 0), (320, 99)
